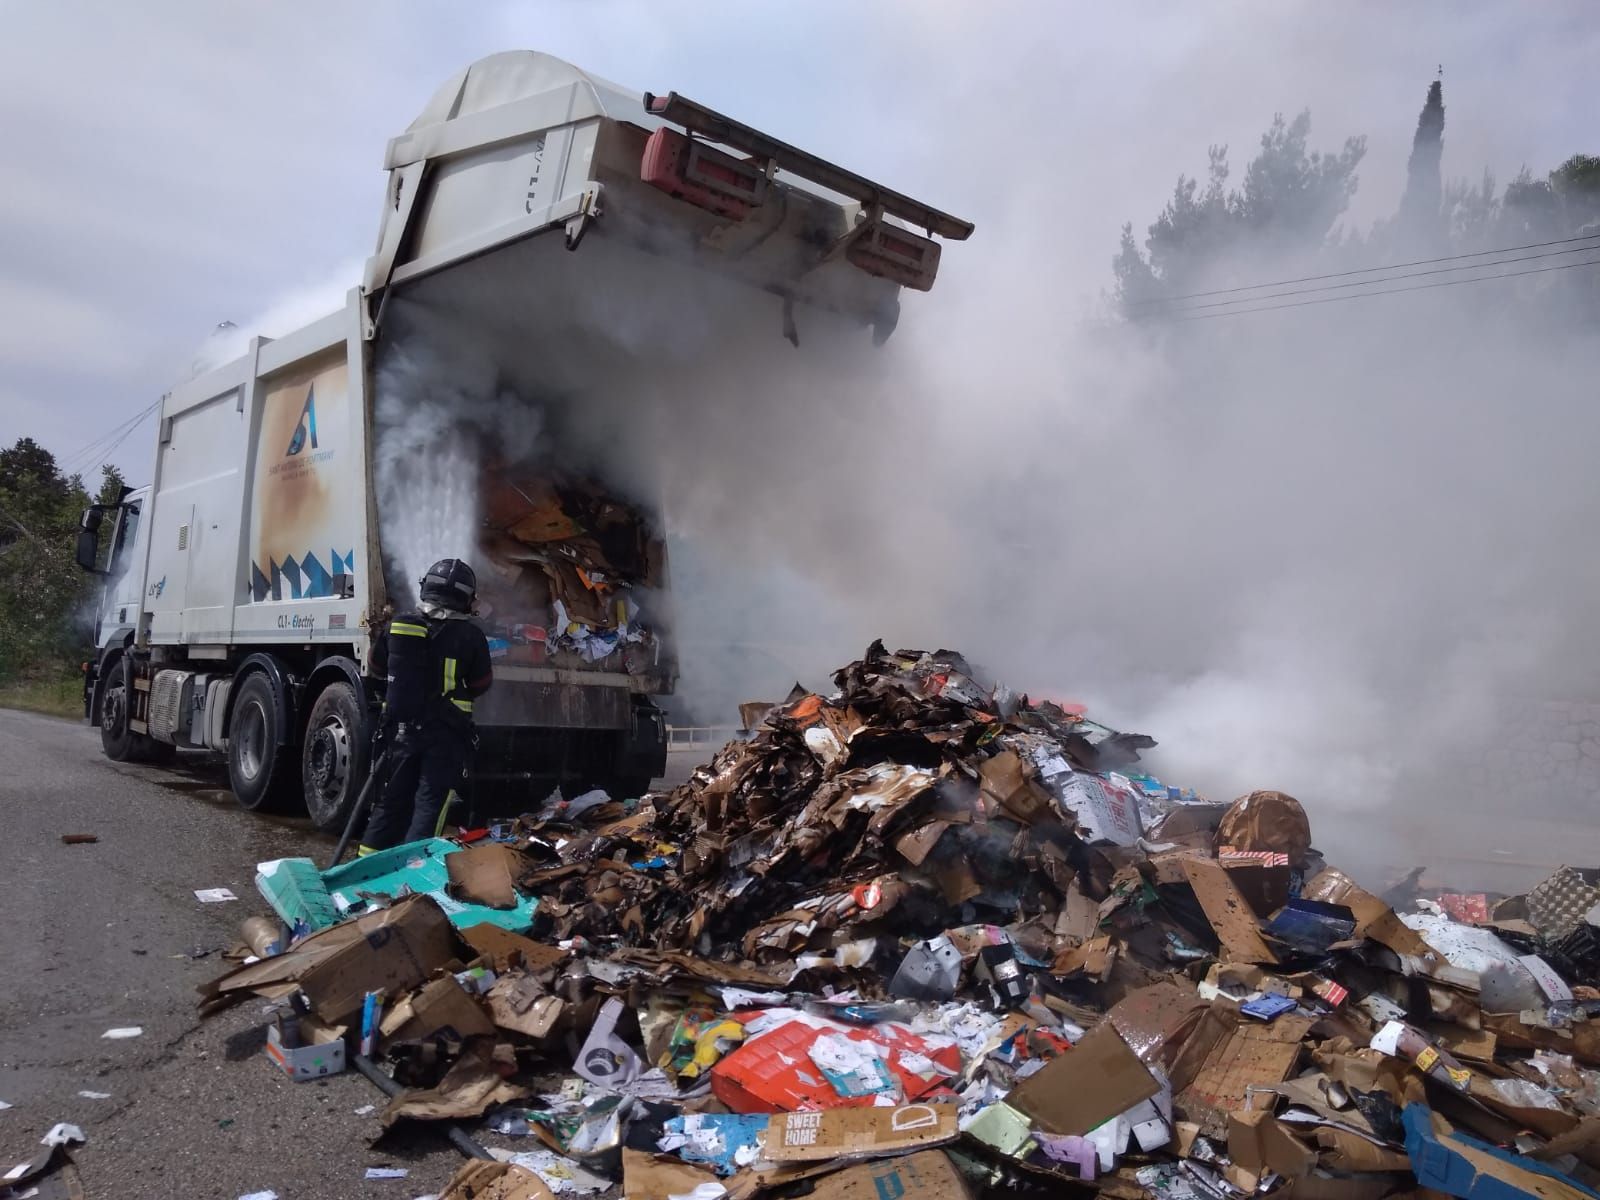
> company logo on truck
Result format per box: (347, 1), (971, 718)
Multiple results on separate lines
(277, 613), (317, 631)
(285, 386), (319, 456)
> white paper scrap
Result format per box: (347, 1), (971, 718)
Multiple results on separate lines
(102, 1026), (143, 1039)
(195, 888), (239, 903)
(78, 1091), (112, 1100)
(365, 1167), (409, 1179)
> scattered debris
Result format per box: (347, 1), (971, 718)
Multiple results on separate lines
(365, 1167), (410, 1179)
(40, 1123), (84, 1148)
(59, 834), (97, 845)
(100, 1026), (142, 1040)
(195, 644), (1600, 1199)
(76, 1092), (111, 1101)
(194, 888), (239, 903)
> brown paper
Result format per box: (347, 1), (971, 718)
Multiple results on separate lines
(1008, 1021), (1159, 1136)
(1215, 790), (1312, 867)
(765, 1104), (959, 1162)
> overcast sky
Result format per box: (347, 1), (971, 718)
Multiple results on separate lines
(2, 1), (1596, 483)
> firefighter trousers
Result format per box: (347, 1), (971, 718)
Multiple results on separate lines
(360, 726), (469, 850)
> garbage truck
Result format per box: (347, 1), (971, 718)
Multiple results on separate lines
(73, 51), (972, 830)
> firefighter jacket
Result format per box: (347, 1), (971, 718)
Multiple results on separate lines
(370, 610), (494, 734)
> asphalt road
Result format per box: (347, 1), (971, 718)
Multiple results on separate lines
(0, 709), (701, 1200)
(0, 708), (474, 1198)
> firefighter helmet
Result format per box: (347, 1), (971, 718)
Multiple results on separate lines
(420, 558), (477, 612)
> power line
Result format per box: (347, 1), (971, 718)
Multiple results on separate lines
(1125, 231), (1600, 309)
(1140, 242), (1600, 316)
(58, 399), (159, 478)
(1164, 255), (1600, 322)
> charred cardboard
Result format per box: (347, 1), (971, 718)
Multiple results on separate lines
(1008, 1021), (1160, 1136)
(381, 1041), (530, 1127)
(1183, 857), (1279, 964)
(1225, 862), (1294, 917)
(805, 1149), (971, 1200)
(438, 1160), (556, 1200)
(381, 973), (494, 1043)
(199, 894), (462, 1024)
(764, 1104), (958, 1162)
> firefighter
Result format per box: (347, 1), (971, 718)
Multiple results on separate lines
(359, 558), (494, 852)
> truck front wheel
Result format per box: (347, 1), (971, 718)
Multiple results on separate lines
(301, 681), (370, 832)
(99, 656), (175, 764)
(99, 656), (139, 762)
(228, 672), (299, 812)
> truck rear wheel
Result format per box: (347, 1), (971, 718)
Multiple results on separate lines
(228, 672), (299, 813)
(301, 681), (370, 832)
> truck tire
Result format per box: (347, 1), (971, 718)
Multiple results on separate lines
(606, 775), (654, 802)
(301, 680), (370, 832)
(99, 656), (176, 764)
(99, 656), (140, 762)
(228, 672), (299, 812)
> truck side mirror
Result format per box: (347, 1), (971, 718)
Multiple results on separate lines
(75, 506), (107, 574)
(75, 527), (104, 574)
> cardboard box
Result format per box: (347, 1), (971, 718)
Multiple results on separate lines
(1007, 1022), (1160, 1136)
(204, 894), (463, 1025)
(807, 1149), (971, 1200)
(764, 1104), (959, 1162)
(380, 973), (494, 1043)
(1229, 1110), (1317, 1179)
(1174, 1004), (1312, 1134)
(265, 1017), (346, 1081)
